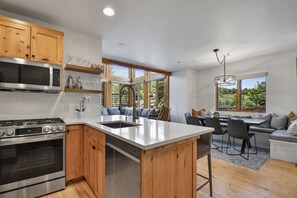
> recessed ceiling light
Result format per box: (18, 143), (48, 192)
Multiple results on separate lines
(177, 61), (182, 64)
(103, 7), (115, 16)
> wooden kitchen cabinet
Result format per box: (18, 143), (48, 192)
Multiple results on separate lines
(0, 19), (31, 59)
(31, 26), (63, 64)
(0, 15), (63, 64)
(141, 137), (197, 198)
(66, 125), (84, 181)
(84, 125), (105, 198)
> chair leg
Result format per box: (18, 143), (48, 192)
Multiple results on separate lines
(254, 135), (258, 154)
(207, 153), (213, 197)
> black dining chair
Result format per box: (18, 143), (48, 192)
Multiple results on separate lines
(205, 117), (229, 152)
(226, 119), (257, 160)
(185, 113), (213, 196)
(185, 113), (204, 126)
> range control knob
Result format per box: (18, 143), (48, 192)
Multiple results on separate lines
(51, 126), (57, 132)
(43, 126), (50, 133)
(0, 129), (5, 136)
(57, 125), (65, 131)
(5, 129), (14, 136)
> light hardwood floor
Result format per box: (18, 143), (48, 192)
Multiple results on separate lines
(42, 158), (297, 198)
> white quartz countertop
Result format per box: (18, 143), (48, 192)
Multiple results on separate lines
(64, 115), (214, 150)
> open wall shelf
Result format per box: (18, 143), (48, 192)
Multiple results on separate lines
(65, 64), (103, 75)
(64, 88), (103, 94)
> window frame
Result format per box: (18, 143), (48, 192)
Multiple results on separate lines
(216, 76), (266, 113)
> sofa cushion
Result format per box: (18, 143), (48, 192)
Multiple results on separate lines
(140, 108), (150, 117)
(124, 107), (133, 116)
(257, 114), (272, 128)
(101, 107), (109, 116)
(287, 120), (297, 136)
(148, 109), (159, 118)
(136, 108), (143, 116)
(270, 130), (297, 143)
(287, 111), (297, 129)
(270, 114), (288, 130)
(249, 126), (275, 133)
(107, 107), (120, 115)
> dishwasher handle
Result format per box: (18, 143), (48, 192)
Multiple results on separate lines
(106, 142), (141, 164)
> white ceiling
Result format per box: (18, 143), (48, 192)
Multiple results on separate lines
(1, 0), (297, 72)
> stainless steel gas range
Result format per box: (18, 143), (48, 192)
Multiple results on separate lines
(0, 118), (66, 198)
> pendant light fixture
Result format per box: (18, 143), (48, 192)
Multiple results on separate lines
(213, 49), (236, 86)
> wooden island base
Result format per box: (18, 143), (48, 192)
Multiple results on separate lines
(66, 124), (199, 198)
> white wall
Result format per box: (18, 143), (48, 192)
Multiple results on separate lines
(196, 50), (297, 116)
(170, 69), (198, 123)
(0, 10), (102, 120)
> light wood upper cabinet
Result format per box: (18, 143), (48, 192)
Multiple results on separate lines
(0, 15), (63, 64)
(0, 19), (30, 59)
(31, 27), (63, 64)
(66, 125), (84, 181)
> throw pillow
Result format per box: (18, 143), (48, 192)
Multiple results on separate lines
(136, 108), (143, 117)
(192, 108), (205, 117)
(124, 107), (133, 116)
(257, 114), (272, 128)
(148, 109), (157, 117)
(287, 111), (297, 129)
(286, 120), (297, 136)
(270, 114), (288, 130)
(141, 108), (150, 117)
(200, 111), (209, 118)
(107, 107), (120, 115)
(101, 107), (109, 116)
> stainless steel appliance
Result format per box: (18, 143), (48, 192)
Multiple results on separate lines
(0, 118), (66, 198)
(105, 135), (141, 198)
(0, 56), (62, 93)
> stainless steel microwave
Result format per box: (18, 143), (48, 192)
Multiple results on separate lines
(0, 56), (62, 93)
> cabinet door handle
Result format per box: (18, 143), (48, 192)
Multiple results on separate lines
(26, 54), (29, 58)
(32, 55), (35, 58)
(92, 145), (96, 150)
(67, 130), (70, 133)
(42, 58), (49, 61)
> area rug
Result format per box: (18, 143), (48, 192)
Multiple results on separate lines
(211, 140), (270, 170)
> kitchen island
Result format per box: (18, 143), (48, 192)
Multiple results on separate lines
(65, 115), (213, 198)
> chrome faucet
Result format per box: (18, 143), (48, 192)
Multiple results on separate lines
(119, 85), (138, 122)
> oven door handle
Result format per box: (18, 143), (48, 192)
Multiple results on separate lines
(0, 133), (65, 146)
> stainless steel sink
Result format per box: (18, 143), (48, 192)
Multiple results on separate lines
(97, 121), (141, 129)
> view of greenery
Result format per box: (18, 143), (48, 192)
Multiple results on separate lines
(218, 83), (238, 111)
(111, 83), (130, 107)
(149, 80), (165, 109)
(217, 76), (266, 112)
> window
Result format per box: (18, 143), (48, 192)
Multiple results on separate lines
(111, 83), (130, 107)
(241, 76), (266, 111)
(149, 80), (165, 109)
(101, 81), (105, 107)
(217, 82), (238, 111)
(111, 65), (129, 78)
(133, 69), (144, 78)
(134, 83), (144, 108)
(217, 76), (266, 112)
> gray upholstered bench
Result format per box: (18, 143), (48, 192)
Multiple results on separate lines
(269, 130), (297, 164)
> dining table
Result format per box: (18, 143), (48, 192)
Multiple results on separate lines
(197, 116), (266, 154)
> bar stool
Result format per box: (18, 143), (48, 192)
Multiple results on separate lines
(184, 113), (213, 196)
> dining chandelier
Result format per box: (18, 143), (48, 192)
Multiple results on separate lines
(213, 49), (236, 86)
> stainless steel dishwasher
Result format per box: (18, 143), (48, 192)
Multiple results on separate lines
(105, 135), (141, 198)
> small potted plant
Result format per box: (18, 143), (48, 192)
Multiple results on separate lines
(76, 95), (90, 118)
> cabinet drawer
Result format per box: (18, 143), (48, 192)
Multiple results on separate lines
(85, 125), (105, 146)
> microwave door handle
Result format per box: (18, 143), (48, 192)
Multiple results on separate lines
(0, 133), (64, 146)
(49, 67), (53, 88)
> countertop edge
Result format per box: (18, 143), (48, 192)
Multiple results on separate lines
(65, 118), (214, 150)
